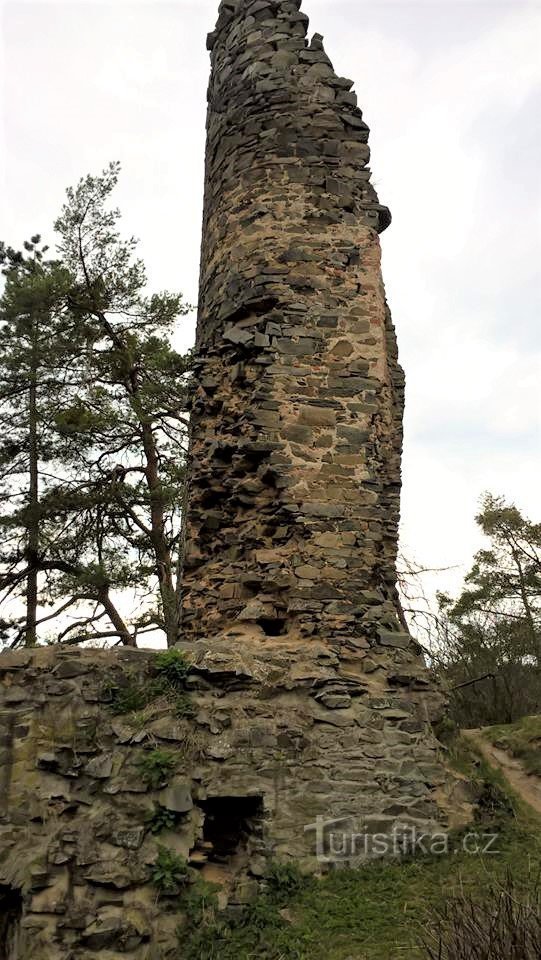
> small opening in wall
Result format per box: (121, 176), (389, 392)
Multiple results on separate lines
(200, 489), (224, 509)
(0, 885), (23, 960)
(211, 445), (234, 464)
(257, 617), (287, 637)
(200, 796), (264, 864)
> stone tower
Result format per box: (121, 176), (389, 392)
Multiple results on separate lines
(182, 0), (407, 652)
(178, 0), (449, 861)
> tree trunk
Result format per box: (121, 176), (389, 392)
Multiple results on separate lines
(25, 317), (40, 647)
(98, 587), (136, 647)
(140, 421), (180, 647)
(85, 294), (181, 648)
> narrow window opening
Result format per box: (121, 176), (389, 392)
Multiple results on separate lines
(0, 885), (23, 960)
(200, 796), (264, 864)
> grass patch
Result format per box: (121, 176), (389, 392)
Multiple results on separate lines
(483, 715), (541, 777)
(177, 738), (541, 960)
(103, 650), (195, 720)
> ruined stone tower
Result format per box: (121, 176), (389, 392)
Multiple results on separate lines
(176, 0), (449, 858)
(0, 9), (454, 956)
(182, 0), (407, 651)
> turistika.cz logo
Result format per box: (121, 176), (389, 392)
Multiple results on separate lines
(304, 817), (500, 864)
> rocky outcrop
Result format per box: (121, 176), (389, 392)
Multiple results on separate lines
(0, 645), (450, 958)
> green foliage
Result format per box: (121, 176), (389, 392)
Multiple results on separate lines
(436, 494), (541, 728)
(265, 862), (308, 905)
(151, 846), (190, 895)
(138, 749), (176, 789)
(155, 649), (191, 688)
(106, 674), (167, 715)
(108, 680), (150, 715)
(1, 164), (192, 650)
(180, 896), (312, 960)
(105, 660), (196, 727)
(174, 693), (197, 720)
(144, 805), (178, 835)
(180, 879), (219, 929)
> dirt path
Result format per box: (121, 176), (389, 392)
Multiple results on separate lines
(463, 728), (541, 816)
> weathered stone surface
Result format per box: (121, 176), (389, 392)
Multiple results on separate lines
(181, 0), (410, 655)
(0, 642), (465, 959)
(159, 781), (193, 814)
(174, 0), (452, 901)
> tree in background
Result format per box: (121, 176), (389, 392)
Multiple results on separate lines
(438, 494), (541, 726)
(53, 163), (192, 647)
(0, 165), (192, 648)
(0, 238), (79, 646)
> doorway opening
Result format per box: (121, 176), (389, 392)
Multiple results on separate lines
(200, 795), (264, 864)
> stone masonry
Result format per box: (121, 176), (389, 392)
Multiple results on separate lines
(0, 641), (464, 960)
(0, 645), (466, 960)
(176, 0), (453, 888)
(182, 0), (407, 649)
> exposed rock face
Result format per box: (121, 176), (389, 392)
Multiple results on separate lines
(182, 0), (407, 648)
(0, 647), (456, 959)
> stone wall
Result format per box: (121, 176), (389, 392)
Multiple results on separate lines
(0, 645), (458, 959)
(182, 0), (407, 649)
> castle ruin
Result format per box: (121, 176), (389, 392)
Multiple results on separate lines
(0, 3), (453, 957)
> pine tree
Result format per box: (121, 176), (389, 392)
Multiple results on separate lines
(53, 163), (192, 647)
(0, 238), (74, 645)
(0, 165), (191, 649)
(0, 239), (138, 647)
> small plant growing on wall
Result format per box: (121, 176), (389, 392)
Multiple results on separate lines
(144, 805), (179, 835)
(138, 750), (176, 789)
(155, 649), (191, 689)
(104, 672), (169, 715)
(174, 692), (197, 720)
(152, 846), (190, 895)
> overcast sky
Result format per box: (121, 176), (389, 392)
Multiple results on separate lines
(1, 0), (540, 602)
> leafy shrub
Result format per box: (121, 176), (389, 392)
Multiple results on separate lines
(138, 749), (176, 789)
(423, 872), (541, 960)
(152, 846), (190, 895)
(145, 804), (178, 835)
